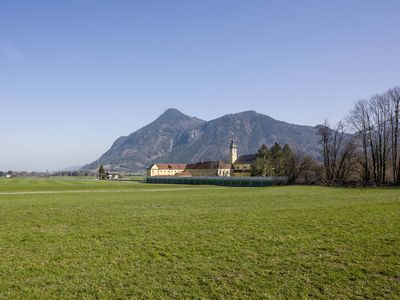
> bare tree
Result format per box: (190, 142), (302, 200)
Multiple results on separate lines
(368, 94), (391, 183)
(335, 139), (357, 180)
(319, 121), (356, 182)
(290, 152), (315, 183)
(347, 86), (400, 184)
(280, 145), (314, 183)
(348, 99), (371, 181)
(320, 121), (333, 181)
(386, 87), (400, 183)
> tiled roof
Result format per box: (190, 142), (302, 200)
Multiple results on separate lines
(149, 163), (187, 170)
(218, 162), (233, 169)
(186, 161), (232, 170)
(235, 154), (256, 164)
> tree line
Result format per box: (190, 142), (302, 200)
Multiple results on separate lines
(252, 86), (400, 185)
(250, 143), (315, 183)
(347, 86), (400, 184)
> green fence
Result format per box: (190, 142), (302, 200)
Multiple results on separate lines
(146, 176), (288, 187)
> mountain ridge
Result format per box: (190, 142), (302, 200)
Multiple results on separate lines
(82, 108), (322, 173)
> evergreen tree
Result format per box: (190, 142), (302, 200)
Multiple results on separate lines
(256, 144), (270, 159)
(270, 143), (282, 175)
(251, 157), (265, 176)
(251, 157), (273, 176)
(252, 143), (298, 177)
(281, 144), (295, 177)
(252, 144), (273, 176)
(98, 165), (106, 180)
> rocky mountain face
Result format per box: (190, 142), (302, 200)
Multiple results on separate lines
(82, 108), (322, 173)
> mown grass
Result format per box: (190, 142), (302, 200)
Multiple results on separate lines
(0, 177), (192, 192)
(0, 178), (399, 299)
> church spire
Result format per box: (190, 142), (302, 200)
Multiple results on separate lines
(230, 139), (237, 164)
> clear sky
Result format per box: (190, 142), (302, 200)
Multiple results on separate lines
(1, 0), (399, 171)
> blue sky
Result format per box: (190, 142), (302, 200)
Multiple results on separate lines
(1, 0), (399, 171)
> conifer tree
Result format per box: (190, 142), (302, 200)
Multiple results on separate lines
(270, 143), (282, 175)
(98, 165), (106, 180)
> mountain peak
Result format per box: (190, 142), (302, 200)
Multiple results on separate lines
(234, 110), (258, 116)
(82, 109), (322, 173)
(156, 108), (205, 126)
(162, 108), (184, 116)
(153, 108), (189, 123)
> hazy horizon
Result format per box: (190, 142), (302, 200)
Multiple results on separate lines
(1, 1), (399, 171)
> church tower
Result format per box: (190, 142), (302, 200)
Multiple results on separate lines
(230, 139), (237, 164)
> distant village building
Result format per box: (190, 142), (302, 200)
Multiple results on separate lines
(229, 139), (256, 176)
(146, 163), (187, 177)
(231, 154), (256, 177)
(186, 161), (232, 177)
(106, 172), (121, 180)
(146, 140), (256, 177)
(6, 171), (14, 178)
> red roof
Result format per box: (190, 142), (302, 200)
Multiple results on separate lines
(149, 163), (187, 170)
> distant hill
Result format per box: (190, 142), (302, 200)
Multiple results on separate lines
(82, 108), (322, 173)
(56, 165), (83, 172)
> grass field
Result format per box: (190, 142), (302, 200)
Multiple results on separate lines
(0, 178), (399, 299)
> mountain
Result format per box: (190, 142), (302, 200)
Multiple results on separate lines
(83, 109), (205, 172)
(82, 109), (322, 173)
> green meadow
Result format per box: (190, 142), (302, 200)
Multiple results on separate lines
(0, 178), (399, 299)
